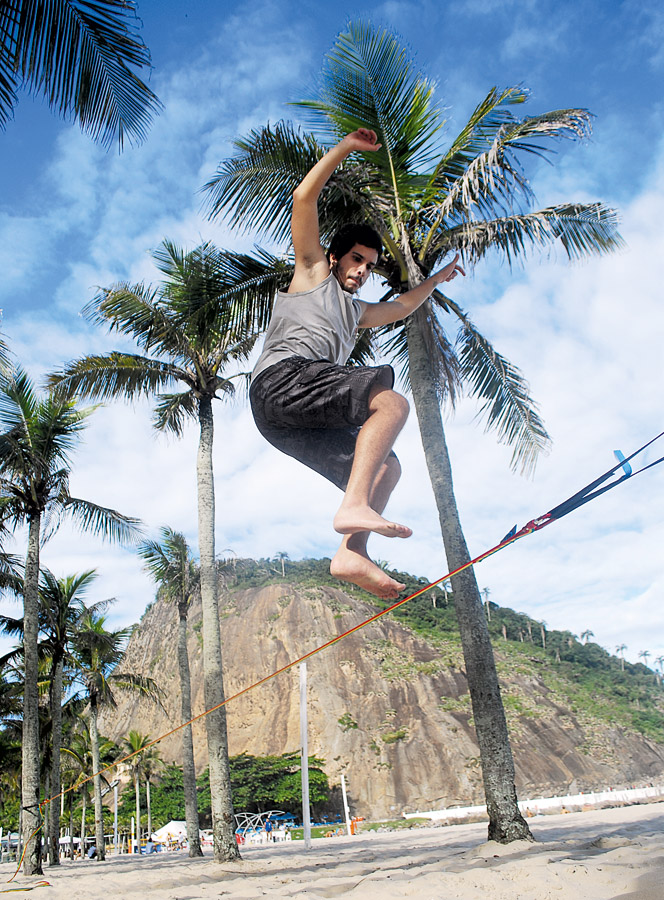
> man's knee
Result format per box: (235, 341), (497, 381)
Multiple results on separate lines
(369, 386), (410, 423)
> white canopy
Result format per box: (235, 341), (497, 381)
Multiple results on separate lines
(151, 821), (187, 842)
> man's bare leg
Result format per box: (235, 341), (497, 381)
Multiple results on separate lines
(331, 455), (406, 599)
(333, 386), (411, 539)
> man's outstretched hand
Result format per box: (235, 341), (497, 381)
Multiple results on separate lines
(341, 128), (382, 153)
(433, 253), (466, 285)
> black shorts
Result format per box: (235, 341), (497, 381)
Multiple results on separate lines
(250, 356), (396, 490)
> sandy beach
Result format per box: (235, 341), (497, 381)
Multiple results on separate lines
(2, 803), (662, 899)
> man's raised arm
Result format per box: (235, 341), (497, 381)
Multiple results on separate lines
(358, 254), (466, 328)
(288, 129), (382, 293)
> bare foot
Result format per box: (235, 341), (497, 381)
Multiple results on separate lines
(330, 544), (406, 599)
(333, 503), (412, 539)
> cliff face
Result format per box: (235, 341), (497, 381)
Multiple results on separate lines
(99, 578), (664, 819)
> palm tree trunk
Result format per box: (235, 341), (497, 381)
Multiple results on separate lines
(43, 771), (50, 858)
(406, 313), (531, 842)
(89, 698), (106, 860)
(196, 395), (239, 862)
(17, 805), (23, 861)
(21, 514), (43, 875)
(177, 606), (203, 857)
(48, 658), (64, 866)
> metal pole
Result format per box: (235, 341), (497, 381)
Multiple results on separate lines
(299, 663), (311, 850)
(113, 783), (118, 855)
(341, 774), (352, 836)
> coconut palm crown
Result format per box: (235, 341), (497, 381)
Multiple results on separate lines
(202, 22), (623, 843)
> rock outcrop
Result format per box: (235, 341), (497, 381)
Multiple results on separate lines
(99, 577), (664, 819)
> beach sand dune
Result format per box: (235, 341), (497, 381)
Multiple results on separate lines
(2, 802), (662, 899)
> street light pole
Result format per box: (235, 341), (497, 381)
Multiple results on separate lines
(299, 663), (311, 850)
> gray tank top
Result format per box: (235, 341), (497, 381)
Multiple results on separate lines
(252, 273), (366, 381)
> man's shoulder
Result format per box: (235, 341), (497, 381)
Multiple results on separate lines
(288, 259), (334, 294)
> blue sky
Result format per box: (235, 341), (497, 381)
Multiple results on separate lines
(1, 0), (663, 669)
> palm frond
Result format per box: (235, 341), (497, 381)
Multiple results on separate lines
(203, 121), (324, 240)
(161, 243), (290, 343)
(295, 20), (445, 208)
(438, 203), (624, 266)
(0, 365), (38, 439)
(152, 390), (197, 436)
(0, 14), (19, 131)
(420, 99), (594, 252)
(84, 283), (193, 361)
(0, 549), (23, 595)
(110, 671), (162, 705)
(455, 311), (551, 474)
(204, 121), (383, 244)
(1, 0), (162, 148)
(423, 86), (541, 200)
(0, 333), (12, 375)
(216, 332), (259, 368)
(47, 352), (184, 402)
(346, 326), (380, 367)
(138, 526), (198, 606)
(62, 496), (142, 544)
(0, 370), (93, 494)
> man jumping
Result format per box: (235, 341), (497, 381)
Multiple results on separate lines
(250, 128), (464, 599)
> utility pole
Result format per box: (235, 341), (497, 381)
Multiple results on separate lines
(341, 774), (352, 836)
(299, 663), (311, 849)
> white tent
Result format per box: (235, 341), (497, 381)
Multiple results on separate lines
(151, 821), (187, 843)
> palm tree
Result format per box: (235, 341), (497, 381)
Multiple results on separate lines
(616, 643), (627, 671)
(0, 0), (161, 148)
(539, 621), (547, 650)
(481, 587), (491, 622)
(71, 613), (160, 861)
(39, 570), (113, 866)
(62, 721), (95, 857)
(0, 367), (140, 874)
(274, 551), (289, 577)
(202, 22), (622, 842)
(654, 655), (664, 679)
(140, 743), (163, 842)
(638, 649), (651, 669)
(0, 568), (109, 865)
(138, 527), (203, 857)
(61, 718), (118, 858)
(48, 240), (285, 862)
(581, 629), (594, 644)
(120, 730), (151, 849)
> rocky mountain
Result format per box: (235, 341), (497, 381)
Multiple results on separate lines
(99, 562), (664, 820)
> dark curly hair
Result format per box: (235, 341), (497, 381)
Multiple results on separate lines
(327, 223), (383, 261)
